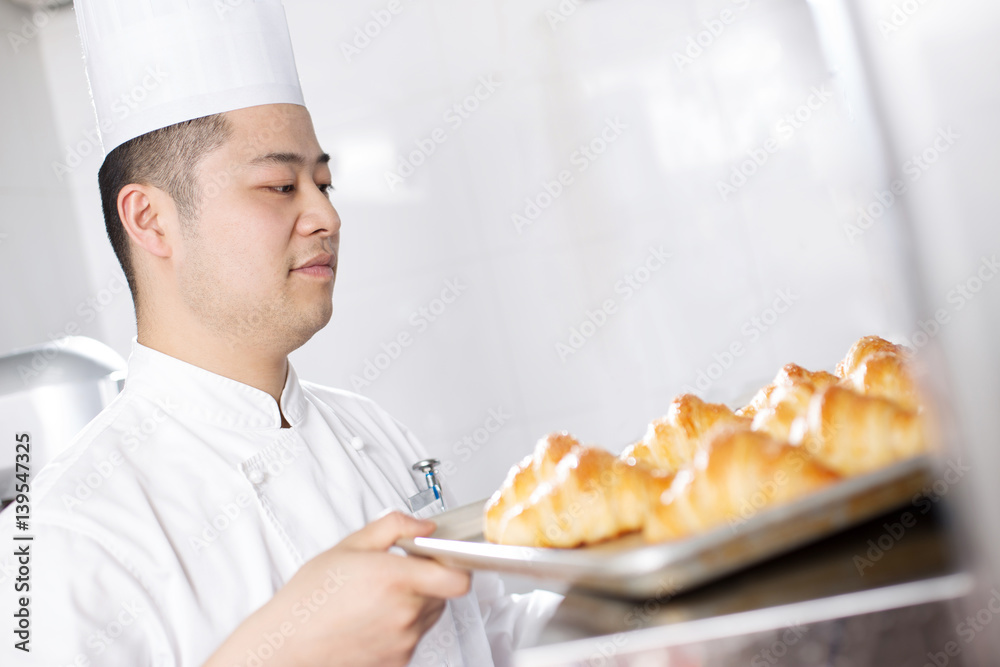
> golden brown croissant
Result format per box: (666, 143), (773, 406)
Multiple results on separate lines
(735, 385), (776, 420)
(484, 432), (578, 536)
(738, 363), (838, 420)
(750, 387), (806, 442)
(790, 385), (927, 476)
(840, 351), (921, 412)
(621, 394), (749, 474)
(486, 444), (673, 547)
(749, 364), (840, 441)
(836, 335), (909, 378)
(643, 428), (840, 543)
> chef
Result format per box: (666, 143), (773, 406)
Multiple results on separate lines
(0, 1), (560, 665)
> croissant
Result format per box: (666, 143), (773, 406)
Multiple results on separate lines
(836, 335), (909, 378)
(738, 363), (838, 420)
(486, 444), (673, 547)
(484, 432), (578, 536)
(840, 351), (921, 412)
(643, 428), (840, 543)
(790, 385), (927, 476)
(735, 386), (776, 420)
(621, 394), (749, 474)
(749, 364), (840, 441)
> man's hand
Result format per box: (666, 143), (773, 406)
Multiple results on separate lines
(204, 512), (471, 667)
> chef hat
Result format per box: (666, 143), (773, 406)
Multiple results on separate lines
(75, 0), (305, 156)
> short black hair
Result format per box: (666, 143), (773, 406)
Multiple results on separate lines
(97, 114), (232, 307)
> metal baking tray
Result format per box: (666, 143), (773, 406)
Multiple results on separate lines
(396, 455), (936, 598)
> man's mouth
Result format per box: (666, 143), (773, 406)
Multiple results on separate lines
(291, 253), (336, 279)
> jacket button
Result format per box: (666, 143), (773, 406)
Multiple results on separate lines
(247, 469), (265, 484)
(350, 436), (365, 451)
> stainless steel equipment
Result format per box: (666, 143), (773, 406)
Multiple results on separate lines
(0, 336), (126, 503)
(519, 505), (968, 666)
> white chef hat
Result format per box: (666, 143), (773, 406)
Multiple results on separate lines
(75, 0), (305, 156)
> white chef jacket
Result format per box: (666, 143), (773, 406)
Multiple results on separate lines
(0, 340), (561, 666)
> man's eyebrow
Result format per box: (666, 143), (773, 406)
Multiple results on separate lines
(248, 152), (332, 167)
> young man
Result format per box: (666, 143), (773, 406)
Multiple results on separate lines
(0, 2), (559, 665)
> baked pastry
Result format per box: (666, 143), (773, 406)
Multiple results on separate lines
(484, 432), (578, 537)
(643, 428), (840, 542)
(738, 363), (838, 420)
(621, 394), (749, 475)
(485, 440), (673, 547)
(790, 385), (926, 476)
(749, 364), (839, 441)
(840, 351), (920, 412)
(484, 334), (931, 550)
(736, 384), (777, 421)
(836, 335), (909, 378)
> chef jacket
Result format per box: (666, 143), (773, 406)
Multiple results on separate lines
(0, 340), (562, 666)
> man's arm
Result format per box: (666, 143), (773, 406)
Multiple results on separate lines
(203, 512), (471, 667)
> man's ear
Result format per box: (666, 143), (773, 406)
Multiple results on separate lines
(117, 184), (175, 259)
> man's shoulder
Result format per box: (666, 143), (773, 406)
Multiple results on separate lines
(28, 390), (167, 520)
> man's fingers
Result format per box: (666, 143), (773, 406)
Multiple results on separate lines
(341, 511), (436, 551)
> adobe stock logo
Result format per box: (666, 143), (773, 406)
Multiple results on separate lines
(53, 66), (170, 180)
(672, 0), (754, 71)
(6, 5), (59, 54)
(717, 85), (833, 201)
(682, 288), (799, 395)
(339, 0), (414, 63)
(843, 126), (959, 243)
(556, 246), (671, 362)
(878, 0), (934, 38)
(544, 0), (582, 30)
(512, 117), (629, 234)
(384, 76), (502, 191)
(351, 278), (469, 391)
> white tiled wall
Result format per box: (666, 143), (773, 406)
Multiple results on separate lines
(4, 0), (978, 504)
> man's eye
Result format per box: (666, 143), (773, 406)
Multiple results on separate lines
(272, 185), (295, 194)
(318, 183), (335, 197)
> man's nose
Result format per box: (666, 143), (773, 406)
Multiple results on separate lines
(298, 187), (341, 238)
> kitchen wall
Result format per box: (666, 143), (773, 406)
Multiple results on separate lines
(281, 0), (920, 503)
(1, 0), (987, 506)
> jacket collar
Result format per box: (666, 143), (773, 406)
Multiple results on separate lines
(123, 339), (306, 430)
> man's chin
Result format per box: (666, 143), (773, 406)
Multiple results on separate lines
(287, 302), (333, 351)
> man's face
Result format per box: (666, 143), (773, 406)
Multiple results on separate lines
(175, 104), (340, 353)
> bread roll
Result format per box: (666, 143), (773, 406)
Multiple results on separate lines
(790, 385), (926, 476)
(644, 429), (839, 542)
(621, 394), (749, 474)
(486, 444), (673, 547)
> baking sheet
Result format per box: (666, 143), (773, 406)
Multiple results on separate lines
(396, 456), (935, 598)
